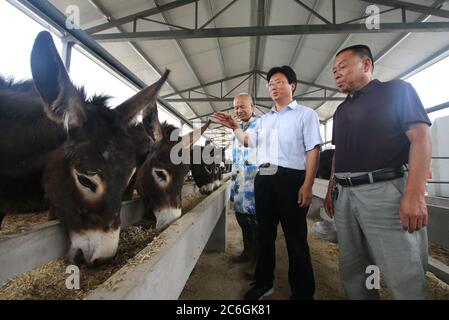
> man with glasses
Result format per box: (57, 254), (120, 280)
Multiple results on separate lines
(215, 66), (322, 300)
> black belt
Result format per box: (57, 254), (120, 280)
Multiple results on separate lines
(335, 166), (406, 187)
(259, 163), (304, 174)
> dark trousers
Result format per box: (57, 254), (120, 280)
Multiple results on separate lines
(235, 212), (258, 260)
(254, 170), (315, 299)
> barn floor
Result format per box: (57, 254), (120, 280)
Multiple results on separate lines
(180, 212), (449, 300)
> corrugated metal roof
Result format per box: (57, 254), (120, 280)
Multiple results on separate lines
(16, 0), (449, 145)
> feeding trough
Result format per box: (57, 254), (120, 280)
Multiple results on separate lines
(0, 180), (231, 299)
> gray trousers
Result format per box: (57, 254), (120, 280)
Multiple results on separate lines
(334, 173), (431, 300)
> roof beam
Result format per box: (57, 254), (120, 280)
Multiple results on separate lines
(426, 101), (449, 114)
(257, 70), (339, 92)
(248, 0), (268, 98)
(162, 71), (254, 98)
(162, 70), (339, 103)
(248, 0), (259, 96)
(340, 7), (398, 24)
(293, 0), (331, 24)
(92, 22), (449, 41)
(397, 42), (449, 79)
(200, 0), (239, 29)
(361, 0), (449, 19)
(317, 0), (447, 118)
(315, 0), (449, 122)
(289, 0), (320, 66)
(202, 0), (231, 115)
(18, 0), (195, 127)
(223, 73), (254, 98)
(85, 0), (198, 34)
(189, 107), (234, 120)
(88, 0), (201, 119)
(153, 0), (217, 113)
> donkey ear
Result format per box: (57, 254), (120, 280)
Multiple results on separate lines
(180, 120), (211, 149)
(116, 70), (170, 126)
(142, 101), (163, 143)
(31, 31), (86, 129)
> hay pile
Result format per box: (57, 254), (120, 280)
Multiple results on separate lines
(429, 242), (449, 267)
(181, 192), (208, 214)
(0, 212), (50, 235)
(0, 191), (208, 300)
(0, 220), (157, 300)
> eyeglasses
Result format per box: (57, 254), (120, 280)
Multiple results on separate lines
(266, 79), (286, 88)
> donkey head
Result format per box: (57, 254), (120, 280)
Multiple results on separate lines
(31, 32), (169, 266)
(136, 103), (210, 230)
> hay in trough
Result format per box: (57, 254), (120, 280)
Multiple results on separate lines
(429, 241), (449, 267)
(0, 191), (208, 300)
(182, 192), (208, 214)
(0, 212), (50, 235)
(0, 220), (156, 300)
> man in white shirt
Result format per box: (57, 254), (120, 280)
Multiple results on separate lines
(215, 66), (322, 300)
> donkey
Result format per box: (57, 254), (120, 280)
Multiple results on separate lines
(190, 144), (224, 194)
(0, 31), (168, 266)
(218, 143), (232, 173)
(135, 103), (210, 230)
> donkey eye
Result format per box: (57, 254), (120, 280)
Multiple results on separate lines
(152, 168), (170, 188)
(155, 169), (167, 181)
(76, 174), (97, 193)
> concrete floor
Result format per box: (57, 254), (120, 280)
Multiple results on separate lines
(180, 212), (449, 300)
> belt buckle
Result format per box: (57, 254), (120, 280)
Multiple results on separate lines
(345, 176), (353, 187)
(259, 163), (276, 175)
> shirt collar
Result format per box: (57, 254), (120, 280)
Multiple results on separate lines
(359, 79), (380, 93)
(345, 79), (380, 101)
(239, 114), (258, 130)
(270, 100), (298, 113)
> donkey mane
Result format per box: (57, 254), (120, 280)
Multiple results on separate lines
(145, 122), (179, 156)
(0, 75), (112, 117)
(76, 86), (112, 109)
(0, 77), (36, 93)
(0, 75), (118, 166)
(161, 121), (179, 139)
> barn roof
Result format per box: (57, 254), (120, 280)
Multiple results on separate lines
(11, 0), (449, 146)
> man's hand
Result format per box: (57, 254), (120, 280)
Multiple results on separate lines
(214, 112), (239, 130)
(324, 188), (334, 218)
(399, 191), (428, 233)
(298, 184), (312, 208)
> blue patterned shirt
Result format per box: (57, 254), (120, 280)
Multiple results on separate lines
(230, 115), (259, 215)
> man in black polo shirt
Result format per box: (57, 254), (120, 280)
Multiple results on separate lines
(324, 45), (432, 299)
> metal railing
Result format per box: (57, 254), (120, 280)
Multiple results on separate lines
(428, 157), (449, 184)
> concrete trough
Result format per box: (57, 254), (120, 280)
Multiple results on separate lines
(0, 180), (218, 287)
(0, 199), (143, 286)
(86, 181), (231, 299)
(427, 196), (449, 248)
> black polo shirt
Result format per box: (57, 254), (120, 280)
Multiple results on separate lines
(332, 79), (431, 173)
